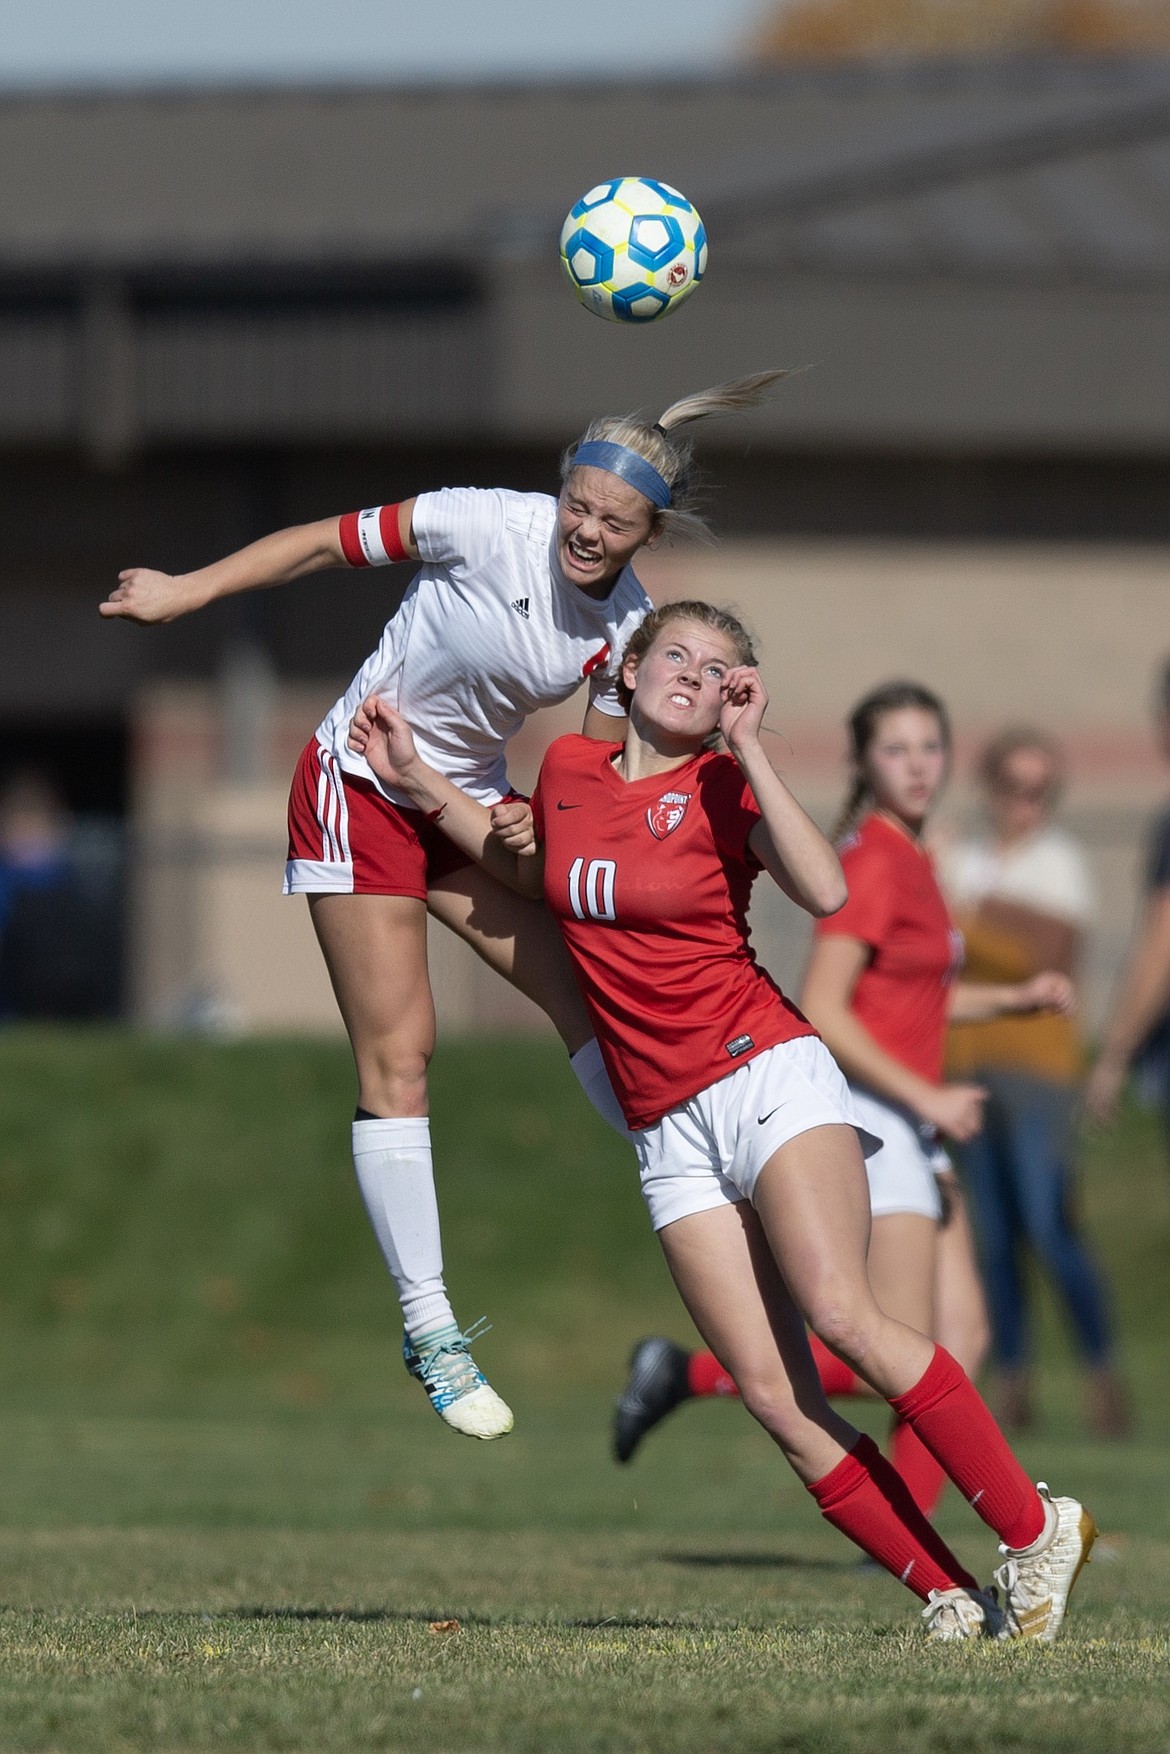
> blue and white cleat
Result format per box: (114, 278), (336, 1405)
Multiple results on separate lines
(403, 1318), (514, 1439)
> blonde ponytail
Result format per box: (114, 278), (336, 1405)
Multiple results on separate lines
(561, 371), (788, 541)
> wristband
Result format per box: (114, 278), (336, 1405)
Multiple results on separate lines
(339, 504), (408, 567)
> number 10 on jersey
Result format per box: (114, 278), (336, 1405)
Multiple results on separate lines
(568, 857), (617, 922)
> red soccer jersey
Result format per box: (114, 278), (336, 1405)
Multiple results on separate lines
(533, 735), (815, 1130)
(814, 812), (962, 1084)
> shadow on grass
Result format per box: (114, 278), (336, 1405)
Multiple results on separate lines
(230, 1606), (688, 1630)
(664, 1551), (854, 1571)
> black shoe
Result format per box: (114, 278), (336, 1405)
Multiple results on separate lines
(613, 1337), (693, 1463)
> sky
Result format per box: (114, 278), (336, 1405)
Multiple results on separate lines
(0, 0), (775, 86)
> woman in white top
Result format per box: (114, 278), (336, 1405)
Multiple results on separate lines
(100, 372), (784, 1440)
(942, 727), (1129, 1436)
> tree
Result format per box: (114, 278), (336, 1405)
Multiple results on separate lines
(750, 0), (1170, 60)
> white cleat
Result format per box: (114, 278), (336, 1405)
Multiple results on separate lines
(922, 1585), (1005, 1641)
(993, 1483), (1098, 1642)
(403, 1320), (514, 1440)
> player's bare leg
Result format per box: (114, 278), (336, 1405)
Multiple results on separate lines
(866, 1210), (947, 1514)
(311, 893), (434, 1116)
(612, 1193), (978, 1514)
(657, 1200), (855, 1483)
(933, 1175), (991, 1382)
(309, 892), (512, 1438)
(752, 1124), (1094, 1637)
(427, 864), (594, 1051)
(429, 864), (634, 1138)
(656, 1199), (996, 1633)
(752, 1126), (934, 1397)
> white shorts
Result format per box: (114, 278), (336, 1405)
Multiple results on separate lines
(847, 1085), (951, 1222)
(633, 1037), (882, 1233)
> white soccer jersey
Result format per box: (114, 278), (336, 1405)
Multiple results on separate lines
(315, 488), (653, 807)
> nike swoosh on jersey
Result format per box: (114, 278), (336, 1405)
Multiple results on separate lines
(556, 801), (582, 811)
(757, 1108), (780, 1125)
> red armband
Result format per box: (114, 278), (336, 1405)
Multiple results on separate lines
(338, 505), (409, 568)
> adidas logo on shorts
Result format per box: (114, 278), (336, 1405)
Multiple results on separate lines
(511, 598), (530, 619)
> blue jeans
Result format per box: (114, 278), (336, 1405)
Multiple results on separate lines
(956, 1069), (1115, 1370)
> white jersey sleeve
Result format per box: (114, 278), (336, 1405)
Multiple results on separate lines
(411, 487), (510, 573)
(586, 674), (627, 718)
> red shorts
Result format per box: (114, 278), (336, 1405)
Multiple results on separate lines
(283, 739), (477, 898)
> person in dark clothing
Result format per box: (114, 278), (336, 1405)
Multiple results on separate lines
(1086, 659), (1170, 1152)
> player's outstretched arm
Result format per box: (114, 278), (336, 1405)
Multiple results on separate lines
(100, 501), (418, 624)
(355, 697), (544, 899)
(721, 667), (846, 919)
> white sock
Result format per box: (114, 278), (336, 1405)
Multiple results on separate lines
(570, 1039), (634, 1143)
(351, 1116), (455, 1338)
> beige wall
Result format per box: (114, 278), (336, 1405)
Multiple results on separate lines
(130, 539), (1170, 1039)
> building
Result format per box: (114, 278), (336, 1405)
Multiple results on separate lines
(3, 59), (1169, 1028)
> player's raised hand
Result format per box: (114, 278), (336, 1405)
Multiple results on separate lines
(719, 666), (768, 753)
(100, 568), (207, 623)
(490, 799), (537, 858)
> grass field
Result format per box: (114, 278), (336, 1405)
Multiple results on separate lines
(0, 1027), (1168, 1751)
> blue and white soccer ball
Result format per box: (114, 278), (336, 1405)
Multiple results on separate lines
(559, 179), (707, 324)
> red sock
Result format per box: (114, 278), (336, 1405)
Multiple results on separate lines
(890, 1416), (947, 1519)
(808, 1332), (863, 1398)
(889, 1346), (1044, 1550)
(687, 1351), (738, 1398)
(808, 1433), (977, 1601)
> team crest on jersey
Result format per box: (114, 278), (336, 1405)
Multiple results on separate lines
(647, 789), (691, 840)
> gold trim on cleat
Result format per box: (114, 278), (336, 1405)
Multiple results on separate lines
(1013, 1603), (1054, 1639)
(994, 1490), (1098, 1642)
(1074, 1511), (1099, 1580)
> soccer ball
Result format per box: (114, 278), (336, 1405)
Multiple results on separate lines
(559, 179), (707, 324)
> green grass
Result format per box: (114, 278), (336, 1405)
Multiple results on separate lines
(0, 1028), (1167, 1751)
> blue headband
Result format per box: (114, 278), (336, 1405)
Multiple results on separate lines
(572, 441), (672, 509)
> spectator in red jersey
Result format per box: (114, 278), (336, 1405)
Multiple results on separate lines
(354, 610), (1096, 1643)
(611, 685), (1075, 1526)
